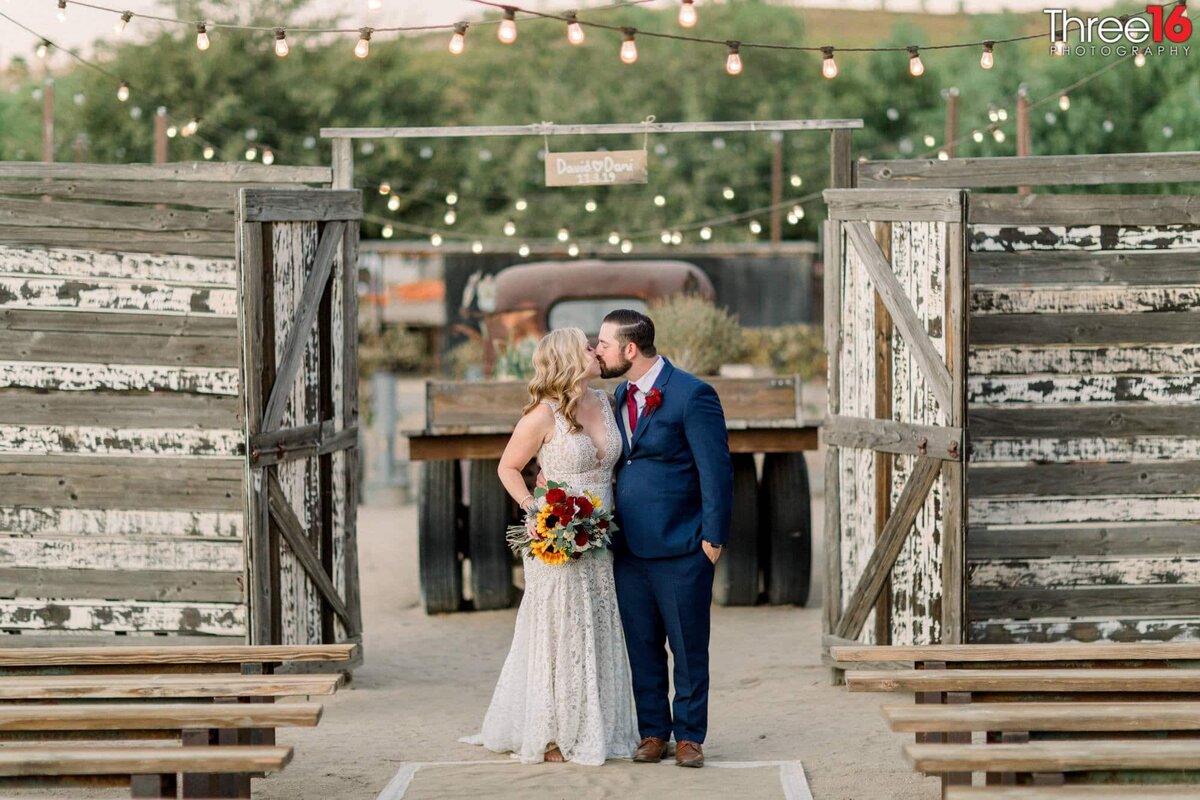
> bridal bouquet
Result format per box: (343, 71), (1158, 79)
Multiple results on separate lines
(507, 482), (618, 566)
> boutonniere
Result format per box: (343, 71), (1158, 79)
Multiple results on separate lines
(644, 388), (664, 413)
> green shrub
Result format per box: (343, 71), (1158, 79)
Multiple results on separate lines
(648, 294), (744, 376)
(742, 324), (826, 381)
(358, 325), (428, 376)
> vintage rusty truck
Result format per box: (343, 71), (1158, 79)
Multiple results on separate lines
(407, 260), (821, 613)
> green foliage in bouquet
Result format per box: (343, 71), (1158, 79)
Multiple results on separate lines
(648, 294), (744, 377)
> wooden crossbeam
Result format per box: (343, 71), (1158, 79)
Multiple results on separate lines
(883, 702), (1200, 733)
(834, 456), (942, 640)
(905, 740), (1200, 774)
(946, 787), (1200, 799)
(0, 703), (322, 731)
(844, 221), (954, 413)
(260, 219), (346, 433)
(848, 668), (1200, 693)
(0, 745), (293, 777)
(251, 420), (358, 467)
(832, 641), (1200, 664)
(822, 415), (962, 461)
(0, 673), (340, 700)
(267, 475), (354, 631)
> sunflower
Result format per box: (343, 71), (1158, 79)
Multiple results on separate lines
(584, 490), (603, 510)
(538, 546), (570, 566)
(536, 506), (557, 536)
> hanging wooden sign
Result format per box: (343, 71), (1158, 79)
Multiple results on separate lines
(545, 150), (648, 187)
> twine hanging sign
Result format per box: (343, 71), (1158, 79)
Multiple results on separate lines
(542, 117), (652, 187)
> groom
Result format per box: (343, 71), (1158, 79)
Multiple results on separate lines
(595, 308), (733, 769)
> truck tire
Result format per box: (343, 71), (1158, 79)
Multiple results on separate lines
(467, 459), (515, 610)
(714, 453), (760, 607)
(419, 460), (463, 614)
(760, 452), (812, 606)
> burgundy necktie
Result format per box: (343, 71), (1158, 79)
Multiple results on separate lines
(626, 388), (638, 434)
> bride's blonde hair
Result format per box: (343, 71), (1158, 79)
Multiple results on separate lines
(524, 328), (590, 432)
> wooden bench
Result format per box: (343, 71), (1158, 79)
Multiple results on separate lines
(946, 787), (1200, 799)
(0, 702), (323, 738)
(0, 672), (341, 700)
(848, 669), (1200, 694)
(832, 643), (1200, 668)
(0, 643), (360, 676)
(906, 740), (1200, 777)
(0, 744), (291, 798)
(883, 701), (1200, 734)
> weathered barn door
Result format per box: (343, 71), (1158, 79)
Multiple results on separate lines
(237, 189), (363, 649)
(822, 189), (969, 648)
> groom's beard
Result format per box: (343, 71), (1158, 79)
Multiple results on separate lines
(598, 354), (632, 380)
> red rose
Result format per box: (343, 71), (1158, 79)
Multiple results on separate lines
(545, 487), (567, 504)
(598, 519), (610, 530)
(575, 498), (594, 518)
(575, 532), (590, 547)
(551, 504), (570, 520)
(645, 388), (663, 412)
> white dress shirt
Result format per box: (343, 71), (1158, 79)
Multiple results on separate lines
(621, 356), (664, 442)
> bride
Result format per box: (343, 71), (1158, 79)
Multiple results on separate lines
(461, 328), (639, 766)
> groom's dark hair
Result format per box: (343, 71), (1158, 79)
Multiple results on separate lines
(603, 309), (657, 357)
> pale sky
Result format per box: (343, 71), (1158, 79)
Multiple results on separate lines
(1, 0), (1111, 65)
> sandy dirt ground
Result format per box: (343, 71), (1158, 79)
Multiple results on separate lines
(246, 460), (938, 800)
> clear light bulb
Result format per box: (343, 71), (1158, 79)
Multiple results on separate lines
(923, 134), (936, 147)
(518, 243), (530, 257)
(274, 29), (289, 58)
(654, 194), (666, 207)
(262, 149), (275, 165)
(203, 145), (215, 160)
(446, 192), (458, 205)
(972, 130), (984, 143)
(355, 28), (372, 59)
(166, 125), (178, 138)
(997, 108), (1008, 121)
(749, 220), (762, 234)
(620, 239), (633, 253)
(182, 118), (199, 136)
(608, 232), (620, 245)
(514, 198), (527, 211)
(1059, 94), (1070, 111)
(585, 200), (597, 212)
(907, 47), (924, 77)
(498, 10), (517, 44)
(821, 48), (838, 79)
(196, 24), (210, 51)
(1053, 37), (1067, 56)
(504, 220), (516, 237)
(449, 23), (467, 55)
(36, 40), (49, 59)
(444, 210), (457, 225)
(620, 33), (638, 64)
(382, 224), (394, 239)
(431, 233), (443, 247)
(722, 186), (735, 200)
(678, 0), (697, 28)
(568, 243), (580, 257)
(567, 18), (585, 46)
(700, 226), (712, 240)
(980, 42), (994, 69)
(671, 231), (683, 245)
(937, 150), (950, 160)
(471, 241), (483, 254)
(557, 227), (570, 242)
(993, 129), (1006, 143)
(660, 230), (671, 244)
(725, 45), (742, 76)
(790, 174), (802, 187)
(57, 1), (66, 22)
(1134, 52), (1146, 67)
(117, 81), (130, 102)
(368, 0), (382, 9)
(793, 205), (805, 219)
(116, 11), (132, 33)
(245, 147), (257, 161)
(387, 194), (400, 211)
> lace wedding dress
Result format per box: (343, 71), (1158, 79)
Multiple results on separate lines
(460, 389), (639, 766)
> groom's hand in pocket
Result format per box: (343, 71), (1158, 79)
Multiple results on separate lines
(702, 541), (722, 565)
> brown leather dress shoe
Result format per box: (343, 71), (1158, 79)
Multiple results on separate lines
(675, 740), (704, 768)
(633, 736), (669, 763)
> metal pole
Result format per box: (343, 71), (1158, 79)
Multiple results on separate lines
(1016, 85), (1032, 195)
(41, 78), (54, 162)
(154, 106), (168, 163)
(943, 87), (960, 158)
(770, 132), (783, 245)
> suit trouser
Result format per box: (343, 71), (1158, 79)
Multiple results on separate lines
(613, 547), (715, 744)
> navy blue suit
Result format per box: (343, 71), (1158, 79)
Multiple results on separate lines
(612, 358), (733, 745)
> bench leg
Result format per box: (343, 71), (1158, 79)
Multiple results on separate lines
(943, 691), (973, 792)
(131, 773), (177, 799)
(1031, 772), (1065, 786)
(182, 728), (216, 798)
(987, 731), (1028, 787)
(216, 727), (252, 798)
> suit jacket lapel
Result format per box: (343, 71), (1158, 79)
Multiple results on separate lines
(628, 358), (675, 453)
(615, 380), (632, 456)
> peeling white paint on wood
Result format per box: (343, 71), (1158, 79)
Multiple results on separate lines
(968, 556), (1200, 589)
(0, 535), (243, 572)
(972, 286), (1200, 315)
(0, 425), (243, 457)
(0, 362), (239, 395)
(969, 374), (1200, 405)
(970, 495), (1200, 526)
(970, 224), (1200, 253)
(0, 277), (237, 316)
(0, 244), (236, 287)
(970, 345), (1200, 376)
(839, 221), (877, 644)
(0, 506), (242, 538)
(970, 436), (1200, 464)
(887, 220), (947, 646)
(0, 598), (244, 635)
(969, 617), (1200, 644)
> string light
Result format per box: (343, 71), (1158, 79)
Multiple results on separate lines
(660, 230), (671, 244)
(972, 130), (984, 143)
(203, 145), (215, 160)
(518, 243), (531, 257)
(368, 0), (383, 10)
(262, 148), (275, 165)
(700, 226), (712, 240)
(992, 129), (1006, 142)
(722, 186), (735, 200)
(355, 28), (372, 59)
(196, 23), (210, 51)
(1053, 35), (1068, 56)
(670, 231), (683, 245)
(790, 174), (803, 188)
(514, 198), (528, 211)
(792, 204), (805, 219)
(471, 241), (484, 254)
(36, 39), (49, 59)
(608, 232), (620, 245)
(446, 192), (459, 205)
(585, 199), (597, 213)
(431, 233), (443, 246)
(449, 22), (467, 54)
(620, 29), (638, 64)
(273, 28), (289, 58)
(923, 134), (936, 147)
(980, 41), (994, 69)
(387, 194), (401, 211)
(244, 146), (257, 160)
(1058, 93), (1070, 111)
(1134, 52), (1146, 67)
(653, 194), (666, 207)
(565, 12), (585, 45)
(56, 0), (67, 22)
(166, 124), (178, 138)
(557, 227), (570, 242)
(725, 41), (742, 75)
(182, 118), (199, 136)
(378, 182), (391, 195)
(821, 47), (838, 79)
(116, 80), (129, 102)
(907, 46), (924, 77)
(444, 209), (457, 225)
(382, 224), (394, 239)
(498, 7), (517, 44)
(749, 220), (762, 234)
(937, 150), (950, 160)
(115, 11), (132, 33)
(620, 239), (633, 253)
(678, 0), (697, 29)
(504, 220), (516, 236)
(568, 243), (580, 257)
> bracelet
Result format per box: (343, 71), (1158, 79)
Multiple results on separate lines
(520, 494), (535, 510)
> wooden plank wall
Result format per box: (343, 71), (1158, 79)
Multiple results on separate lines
(965, 194), (1200, 644)
(0, 161), (329, 642)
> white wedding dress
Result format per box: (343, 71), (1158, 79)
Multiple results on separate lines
(460, 389), (639, 766)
